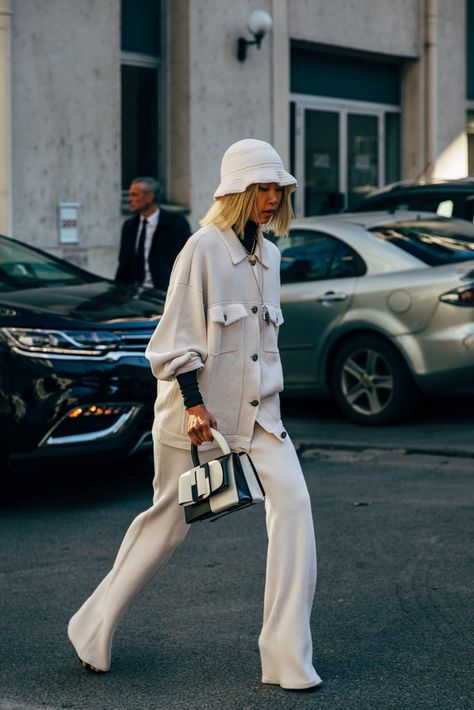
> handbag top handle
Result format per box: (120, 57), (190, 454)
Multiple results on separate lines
(191, 428), (231, 467)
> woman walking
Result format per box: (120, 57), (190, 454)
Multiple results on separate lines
(67, 139), (322, 692)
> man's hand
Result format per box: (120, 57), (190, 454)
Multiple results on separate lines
(186, 404), (218, 446)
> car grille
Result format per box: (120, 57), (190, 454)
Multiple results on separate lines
(114, 330), (155, 352)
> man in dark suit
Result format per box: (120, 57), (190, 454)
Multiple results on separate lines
(116, 177), (191, 292)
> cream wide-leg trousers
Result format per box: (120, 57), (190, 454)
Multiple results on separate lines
(67, 424), (321, 690)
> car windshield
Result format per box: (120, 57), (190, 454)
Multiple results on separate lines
(0, 237), (100, 291)
(369, 219), (474, 266)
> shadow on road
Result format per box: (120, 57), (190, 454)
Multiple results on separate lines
(1, 452), (154, 512)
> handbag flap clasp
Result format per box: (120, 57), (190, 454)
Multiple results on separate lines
(178, 459), (228, 505)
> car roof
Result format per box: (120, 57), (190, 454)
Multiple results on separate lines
(287, 211), (474, 274)
(291, 209), (443, 230)
(363, 177), (474, 198)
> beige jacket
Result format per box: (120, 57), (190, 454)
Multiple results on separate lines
(145, 224), (288, 451)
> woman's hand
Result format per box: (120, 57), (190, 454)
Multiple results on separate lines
(186, 404), (218, 446)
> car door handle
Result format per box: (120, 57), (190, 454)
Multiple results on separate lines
(317, 291), (348, 303)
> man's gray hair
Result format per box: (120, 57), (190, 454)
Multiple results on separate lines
(133, 176), (162, 203)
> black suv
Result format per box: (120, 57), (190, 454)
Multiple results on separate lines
(0, 235), (165, 471)
(349, 178), (474, 222)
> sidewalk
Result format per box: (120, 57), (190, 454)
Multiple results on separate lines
(282, 394), (474, 459)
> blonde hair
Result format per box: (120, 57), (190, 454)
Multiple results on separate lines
(200, 184), (294, 237)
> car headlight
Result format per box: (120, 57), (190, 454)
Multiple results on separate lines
(2, 328), (121, 356)
(440, 284), (474, 307)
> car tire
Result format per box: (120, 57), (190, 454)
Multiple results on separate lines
(331, 334), (418, 425)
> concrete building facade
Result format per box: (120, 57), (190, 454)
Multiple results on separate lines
(0, 0), (471, 277)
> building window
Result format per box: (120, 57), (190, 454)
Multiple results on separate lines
(290, 46), (401, 216)
(291, 46), (401, 105)
(121, 0), (165, 202)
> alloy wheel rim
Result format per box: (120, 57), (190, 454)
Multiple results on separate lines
(341, 348), (394, 416)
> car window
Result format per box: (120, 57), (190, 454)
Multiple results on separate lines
(383, 197), (453, 214)
(466, 195), (474, 223)
(405, 197), (453, 214)
(275, 230), (366, 283)
(369, 218), (474, 266)
(436, 200), (454, 217)
(359, 195), (457, 217)
(0, 238), (98, 290)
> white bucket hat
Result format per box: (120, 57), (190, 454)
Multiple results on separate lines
(214, 139), (297, 198)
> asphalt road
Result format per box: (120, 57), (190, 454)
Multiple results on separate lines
(0, 395), (473, 710)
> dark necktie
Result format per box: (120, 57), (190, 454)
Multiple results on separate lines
(135, 218), (148, 284)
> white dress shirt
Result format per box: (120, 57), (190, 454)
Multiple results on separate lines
(136, 208), (159, 288)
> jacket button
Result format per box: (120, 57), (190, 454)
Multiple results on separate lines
(251, 306), (258, 313)
(250, 400), (259, 407)
(251, 353), (258, 361)
(281, 431), (287, 438)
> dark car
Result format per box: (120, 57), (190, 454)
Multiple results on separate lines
(0, 235), (165, 472)
(349, 178), (474, 222)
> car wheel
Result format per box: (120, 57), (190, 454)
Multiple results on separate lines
(331, 334), (418, 424)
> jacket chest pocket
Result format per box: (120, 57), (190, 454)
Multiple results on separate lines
(263, 306), (284, 353)
(208, 303), (248, 355)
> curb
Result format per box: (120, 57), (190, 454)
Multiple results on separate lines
(293, 440), (474, 461)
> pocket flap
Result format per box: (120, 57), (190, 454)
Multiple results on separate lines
(266, 305), (284, 326)
(209, 303), (248, 326)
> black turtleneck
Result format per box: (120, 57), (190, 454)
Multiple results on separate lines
(176, 369), (203, 409)
(240, 220), (258, 254)
(176, 220), (258, 409)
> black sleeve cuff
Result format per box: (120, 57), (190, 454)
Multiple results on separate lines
(176, 370), (204, 409)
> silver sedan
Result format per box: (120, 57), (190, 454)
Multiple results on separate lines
(273, 211), (474, 424)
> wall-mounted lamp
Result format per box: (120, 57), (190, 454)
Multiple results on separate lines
(237, 10), (273, 62)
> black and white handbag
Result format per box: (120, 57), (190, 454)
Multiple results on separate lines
(178, 428), (265, 523)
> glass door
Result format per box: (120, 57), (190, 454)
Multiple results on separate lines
(304, 110), (340, 216)
(292, 96), (400, 217)
(347, 114), (378, 208)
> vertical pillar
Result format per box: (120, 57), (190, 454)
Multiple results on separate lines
(0, 0), (12, 235)
(271, 0), (289, 165)
(424, 0), (438, 178)
(168, 0), (190, 207)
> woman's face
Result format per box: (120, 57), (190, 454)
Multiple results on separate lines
(251, 183), (283, 223)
